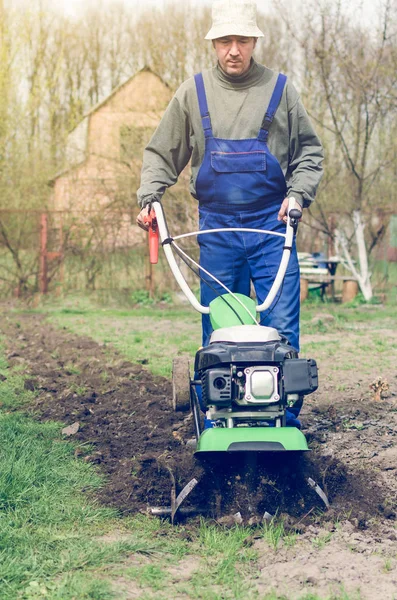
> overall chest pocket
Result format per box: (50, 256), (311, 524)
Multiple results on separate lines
(211, 151), (267, 173)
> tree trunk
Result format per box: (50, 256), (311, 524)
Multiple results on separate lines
(353, 210), (373, 301)
(335, 210), (373, 302)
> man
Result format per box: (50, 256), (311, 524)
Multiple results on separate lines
(137, 0), (323, 354)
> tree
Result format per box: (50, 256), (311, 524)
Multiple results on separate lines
(2, 0), (396, 298)
(276, 0), (397, 300)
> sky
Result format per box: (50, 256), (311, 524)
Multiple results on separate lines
(11, 0), (380, 26)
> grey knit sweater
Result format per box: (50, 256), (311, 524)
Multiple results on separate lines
(137, 60), (324, 209)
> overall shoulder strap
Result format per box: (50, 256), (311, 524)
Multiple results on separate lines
(194, 73), (213, 139)
(258, 73), (287, 142)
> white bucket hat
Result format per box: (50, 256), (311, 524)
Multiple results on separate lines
(205, 0), (264, 40)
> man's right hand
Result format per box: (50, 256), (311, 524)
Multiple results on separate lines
(136, 205), (151, 231)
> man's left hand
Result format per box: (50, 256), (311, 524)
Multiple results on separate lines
(278, 197), (302, 224)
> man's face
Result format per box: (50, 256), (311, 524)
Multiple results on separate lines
(213, 36), (257, 77)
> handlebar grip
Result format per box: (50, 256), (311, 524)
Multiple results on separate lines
(143, 208), (159, 264)
(148, 227), (159, 264)
(289, 208), (302, 220)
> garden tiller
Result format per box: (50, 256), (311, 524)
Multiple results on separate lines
(144, 199), (318, 456)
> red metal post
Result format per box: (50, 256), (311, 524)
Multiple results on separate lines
(58, 212), (64, 294)
(39, 213), (48, 294)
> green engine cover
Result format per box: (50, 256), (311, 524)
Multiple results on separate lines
(209, 293), (257, 330)
(195, 427), (309, 454)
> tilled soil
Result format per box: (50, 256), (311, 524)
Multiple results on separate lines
(1, 311), (396, 529)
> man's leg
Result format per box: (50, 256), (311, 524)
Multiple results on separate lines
(243, 203), (302, 426)
(242, 203), (300, 351)
(198, 209), (250, 346)
(256, 270), (300, 351)
(196, 209), (249, 426)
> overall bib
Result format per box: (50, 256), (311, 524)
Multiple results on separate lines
(194, 72), (300, 351)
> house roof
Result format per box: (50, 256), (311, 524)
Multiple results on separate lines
(49, 66), (171, 185)
(70, 66), (171, 133)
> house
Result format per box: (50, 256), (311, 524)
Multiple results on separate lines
(49, 67), (183, 248)
(47, 67), (198, 294)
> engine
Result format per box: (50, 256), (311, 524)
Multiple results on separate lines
(195, 339), (318, 411)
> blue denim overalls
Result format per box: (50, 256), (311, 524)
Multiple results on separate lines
(194, 72), (300, 352)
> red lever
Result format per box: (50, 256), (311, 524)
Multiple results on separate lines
(143, 208), (159, 264)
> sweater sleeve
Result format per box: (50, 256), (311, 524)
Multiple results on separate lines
(137, 95), (193, 208)
(286, 97), (324, 208)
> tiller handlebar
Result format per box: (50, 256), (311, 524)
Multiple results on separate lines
(145, 198), (301, 315)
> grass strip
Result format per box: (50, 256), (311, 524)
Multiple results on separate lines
(44, 303), (202, 378)
(37, 295), (397, 378)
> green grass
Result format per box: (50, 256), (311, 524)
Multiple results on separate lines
(178, 522), (257, 599)
(261, 518), (297, 550)
(121, 564), (168, 592)
(22, 575), (115, 600)
(0, 352), (34, 410)
(64, 363), (82, 375)
(0, 339), (188, 599)
(300, 304), (397, 377)
(0, 408), (161, 599)
(300, 302), (396, 334)
(311, 531), (333, 549)
(38, 297), (202, 378)
(31, 294), (396, 379)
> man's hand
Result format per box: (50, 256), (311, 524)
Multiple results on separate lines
(278, 197), (302, 224)
(136, 205), (151, 231)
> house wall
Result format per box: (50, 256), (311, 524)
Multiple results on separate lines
(53, 71), (174, 211)
(88, 70), (172, 164)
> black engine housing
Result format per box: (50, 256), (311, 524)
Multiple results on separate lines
(195, 341), (318, 409)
